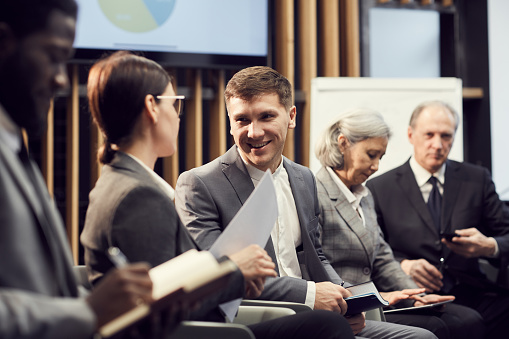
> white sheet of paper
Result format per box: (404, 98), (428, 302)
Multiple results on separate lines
(210, 169), (278, 321)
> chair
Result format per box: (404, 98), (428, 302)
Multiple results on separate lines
(168, 321), (255, 339)
(366, 307), (386, 321)
(233, 305), (296, 326)
(241, 299), (312, 314)
(242, 299), (386, 322)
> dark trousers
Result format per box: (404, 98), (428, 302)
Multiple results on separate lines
(248, 310), (354, 339)
(451, 283), (509, 339)
(385, 302), (485, 339)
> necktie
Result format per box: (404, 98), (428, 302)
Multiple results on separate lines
(427, 176), (442, 232)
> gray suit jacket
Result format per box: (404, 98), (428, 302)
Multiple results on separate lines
(0, 139), (95, 338)
(366, 159), (509, 288)
(81, 152), (244, 322)
(316, 167), (418, 294)
(175, 146), (342, 304)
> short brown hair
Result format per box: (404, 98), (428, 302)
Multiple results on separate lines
(225, 66), (293, 112)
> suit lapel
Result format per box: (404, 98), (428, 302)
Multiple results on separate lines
(221, 146), (255, 205)
(285, 161), (330, 282)
(396, 162), (437, 234)
(316, 168), (372, 259)
(283, 158), (310, 229)
(441, 161), (462, 260)
(0, 143), (77, 296)
(219, 147), (279, 272)
(0, 143), (46, 223)
(442, 160), (461, 233)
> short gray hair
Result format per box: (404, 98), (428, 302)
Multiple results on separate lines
(315, 108), (391, 169)
(409, 100), (459, 131)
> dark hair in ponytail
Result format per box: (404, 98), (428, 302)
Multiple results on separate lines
(87, 51), (171, 164)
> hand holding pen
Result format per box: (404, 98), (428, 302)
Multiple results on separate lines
(85, 247), (153, 328)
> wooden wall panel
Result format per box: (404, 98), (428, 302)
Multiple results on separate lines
(275, 0), (296, 161)
(209, 70), (227, 160)
(42, 101), (54, 196)
(66, 65), (80, 264)
(340, 0), (361, 77)
(185, 70), (203, 170)
(298, 0), (317, 167)
(319, 0), (340, 77)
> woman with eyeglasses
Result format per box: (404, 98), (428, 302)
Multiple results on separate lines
(81, 51), (355, 339)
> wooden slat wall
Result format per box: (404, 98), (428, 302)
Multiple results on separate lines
(298, 0), (317, 166)
(319, 0), (341, 77)
(275, 0), (296, 161)
(209, 70), (227, 160)
(42, 101), (54, 196)
(185, 70), (203, 170)
(66, 65), (80, 264)
(340, 0), (361, 77)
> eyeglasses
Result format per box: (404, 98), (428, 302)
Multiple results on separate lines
(156, 95), (185, 117)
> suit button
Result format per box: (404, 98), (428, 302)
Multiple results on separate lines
(435, 240), (441, 247)
(363, 267), (371, 275)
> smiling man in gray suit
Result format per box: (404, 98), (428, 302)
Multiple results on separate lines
(175, 66), (435, 339)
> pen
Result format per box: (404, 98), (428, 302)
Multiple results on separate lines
(107, 246), (129, 268)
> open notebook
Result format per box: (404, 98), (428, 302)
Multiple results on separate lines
(98, 249), (237, 338)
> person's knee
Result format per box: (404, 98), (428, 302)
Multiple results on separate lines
(411, 327), (439, 339)
(309, 310), (354, 339)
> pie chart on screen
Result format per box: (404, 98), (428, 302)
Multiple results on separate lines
(99, 0), (176, 33)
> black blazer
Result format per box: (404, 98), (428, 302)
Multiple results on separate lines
(366, 159), (509, 288)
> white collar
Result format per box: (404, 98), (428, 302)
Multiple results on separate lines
(0, 103), (22, 154)
(238, 147), (284, 183)
(409, 156), (446, 187)
(326, 166), (368, 209)
(124, 152), (175, 201)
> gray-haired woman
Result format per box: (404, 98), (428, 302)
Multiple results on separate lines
(315, 108), (484, 339)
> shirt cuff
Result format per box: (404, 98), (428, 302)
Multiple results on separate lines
(488, 237), (500, 257)
(304, 281), (316, 309)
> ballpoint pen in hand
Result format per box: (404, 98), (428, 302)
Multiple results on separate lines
(107, 246), (129, 268)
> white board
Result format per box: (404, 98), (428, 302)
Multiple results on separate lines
(309, 77), (463, 177)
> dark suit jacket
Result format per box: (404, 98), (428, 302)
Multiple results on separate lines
(0, 135), (95, 338)
(175, 146), (342, 305)
(366, 159), (509, 289)
(316, 167), (418, 295)
(81, 152), (244, 322)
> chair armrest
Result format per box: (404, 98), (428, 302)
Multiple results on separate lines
(365, 307), (386, 322)
(241, 299), (312, 313)
(168, 321), (255, 339)
(233, 305), (296, 326)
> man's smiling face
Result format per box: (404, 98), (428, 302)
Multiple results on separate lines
(228, 93), (296, 173)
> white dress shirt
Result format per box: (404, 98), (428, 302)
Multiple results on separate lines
(241, 152), (317, 309)
(326, 167), (369, 226)
(124, 152), (175, 201)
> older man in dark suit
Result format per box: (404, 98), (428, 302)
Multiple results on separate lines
(366, 101), (509, 337)
(176, 66), (437, 339)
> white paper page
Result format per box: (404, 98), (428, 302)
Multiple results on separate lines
(210, 169), (278, 321)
